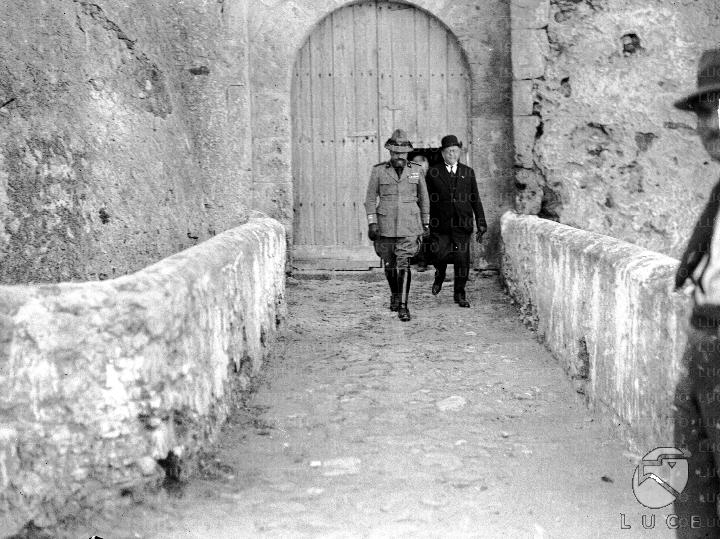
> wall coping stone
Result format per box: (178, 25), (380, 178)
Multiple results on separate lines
(0, 217), (286, 533)
(501, 211), (691, 450)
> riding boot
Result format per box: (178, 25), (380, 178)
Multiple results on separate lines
(432, 263), (446, 296)
(397, 267), (412, 321)
(385, 267), (399, 311)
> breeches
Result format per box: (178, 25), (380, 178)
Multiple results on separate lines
(374, 236), (421, 268)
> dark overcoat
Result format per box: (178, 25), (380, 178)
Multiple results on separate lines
(425, 162), (487, 237)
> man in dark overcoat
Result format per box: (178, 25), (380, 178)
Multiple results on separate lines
(365, 129), (430, 321)
(673, 48), (720, 536)
(425, 134), (486, 308)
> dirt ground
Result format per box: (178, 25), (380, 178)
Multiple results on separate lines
(60, 273), (674, 538)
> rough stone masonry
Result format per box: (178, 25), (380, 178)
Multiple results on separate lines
(0, 0), (254, 284)
(0, 218), (285, 534)
(511, 0), (720, 258)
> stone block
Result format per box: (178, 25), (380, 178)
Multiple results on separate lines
(253, 136), (291, 180)
(513, 115), (540, 168)
(511, 0), (550, 30)
(252, 181), (292, 225)
(513, 79), (535, 116)
(511, 28), (549, 80)
(514, 168), (544, 214)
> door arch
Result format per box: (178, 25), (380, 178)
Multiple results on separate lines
(292, 0), (470, 268)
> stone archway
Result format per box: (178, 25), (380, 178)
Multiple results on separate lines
(291, 0), (471, 269)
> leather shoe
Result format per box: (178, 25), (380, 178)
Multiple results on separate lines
(432, 273), (444, 295)
(398, 305), (411, 321)
(454, 292), (470, 308)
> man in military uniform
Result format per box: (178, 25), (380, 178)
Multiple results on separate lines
(425, 134), (486, 308)
(365, 129), (430, 321)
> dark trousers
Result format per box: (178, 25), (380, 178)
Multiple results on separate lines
(674, 312), (720, 536)
(431, 234), (471, 293)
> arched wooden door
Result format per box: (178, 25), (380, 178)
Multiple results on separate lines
(292, 1), (470, 269)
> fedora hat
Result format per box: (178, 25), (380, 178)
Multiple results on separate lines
(440, 134), (462, 149)
(384, 129), (413, 152)
(675, 48), (720, 110)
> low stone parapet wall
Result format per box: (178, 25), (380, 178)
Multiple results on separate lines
(0, 217), (286, 533)
(500, 211), (690, 449)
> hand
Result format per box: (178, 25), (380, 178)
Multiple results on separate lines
(368, 223), (379, 241)
(475, 228), (486, 243)
(422, 224), (430, 238)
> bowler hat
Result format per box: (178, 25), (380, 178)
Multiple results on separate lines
(384, 129), (413, 152)
(440, 134), (462, 149)
(675, 49), (720, 110)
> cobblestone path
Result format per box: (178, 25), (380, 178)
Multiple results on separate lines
(69, 274), (667, 538)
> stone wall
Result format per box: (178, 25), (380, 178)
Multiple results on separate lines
(0, 217), (286, 534)
(501, 211), (690, 449)
(511, 0), (720, 258)
(247, 0), (515, 267)
(0, 0), (252, 284)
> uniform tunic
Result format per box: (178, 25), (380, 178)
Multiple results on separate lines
(365, 160), (430, 236)
(364, 160), (430, 266)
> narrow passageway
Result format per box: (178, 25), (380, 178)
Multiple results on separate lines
(69, 274), (660, 538)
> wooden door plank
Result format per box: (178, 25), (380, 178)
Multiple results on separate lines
(332, 7), (356, 247)
(387, 2), (417, 141)
(353, 2), (380, 249)
(293, 244), (382, 270)
(427, 15), (447, 146)
(310, 17), (337, 246)
(376, 1), (395, 155)
(294, 244), (380, 262)
(414, 9), (430, 148)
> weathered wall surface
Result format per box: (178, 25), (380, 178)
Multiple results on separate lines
(248, 0), (515, 267)
(501, 211), (690, 449)
(511, 0), (720, 257)
(0, 217), (286, 534)
(1, 0), (517, 276)
(0, 0), (252, 284)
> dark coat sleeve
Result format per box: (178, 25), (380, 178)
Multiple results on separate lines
(468, 167), (486, 230)
(676, 179), (720, 289)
